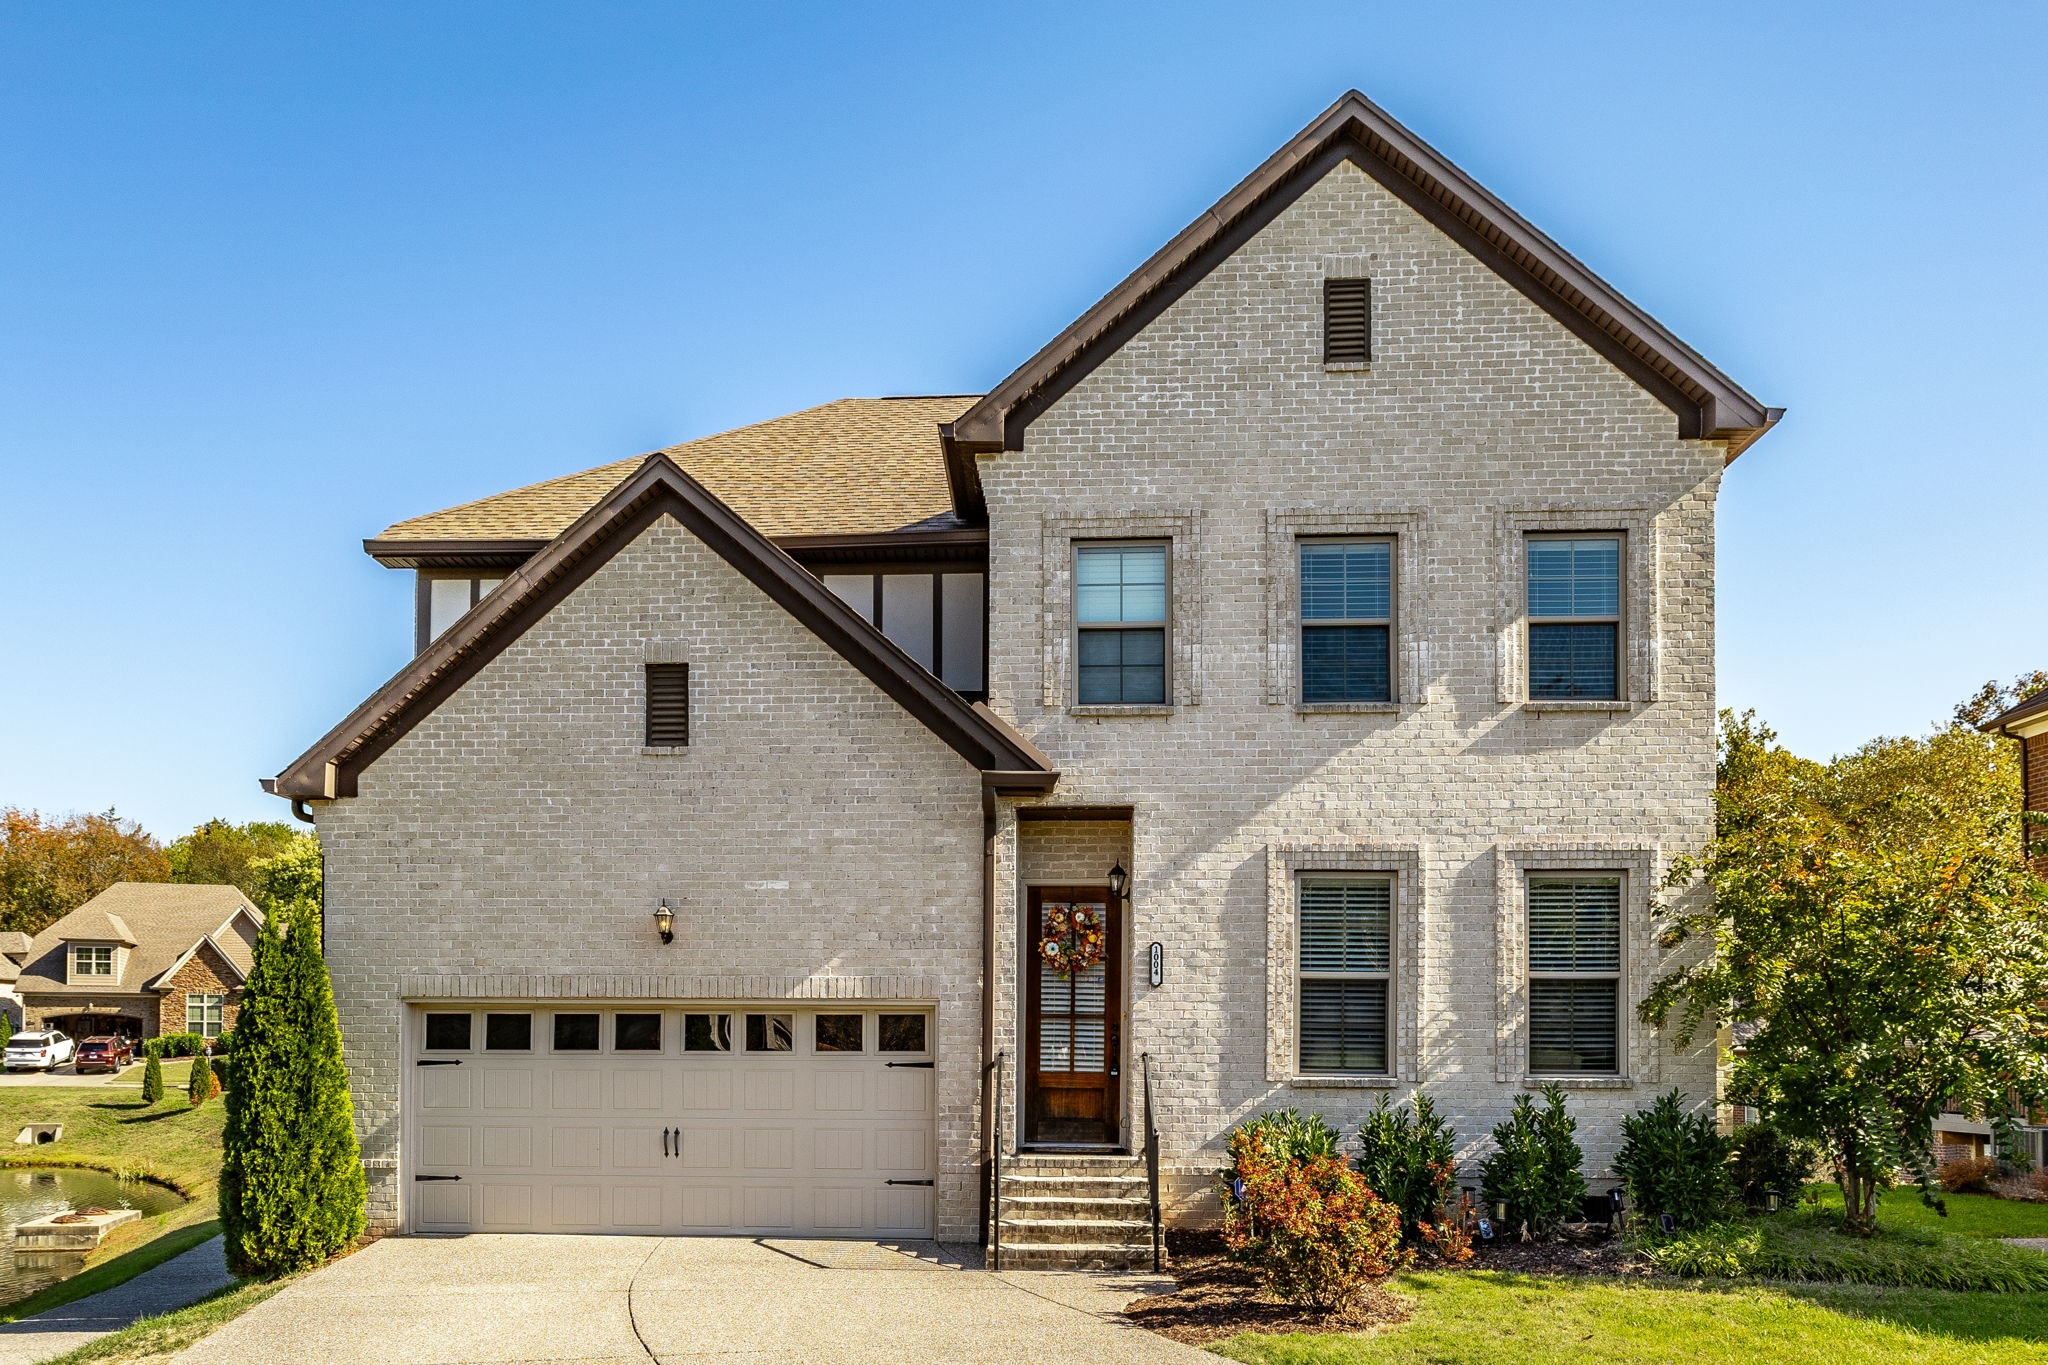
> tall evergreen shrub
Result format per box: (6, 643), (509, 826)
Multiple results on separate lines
(140, 1050), (163, 1105)
(219, 897), (366, 1276)
(186, 1048), (211, 1105)
(1354, 1094), (1462, 1246)
(1480, 1083), (1587, 1240)
(1614, 1091), (1733, 1231)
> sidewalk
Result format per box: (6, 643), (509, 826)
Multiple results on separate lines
(0, 1237), (233, 1365)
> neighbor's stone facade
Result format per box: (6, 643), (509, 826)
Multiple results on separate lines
(314, 520), (986, 1236)
(981, 160), (1722, 1218)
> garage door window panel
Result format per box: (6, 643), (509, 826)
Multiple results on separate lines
(746, 1013), (793, 1052)
(425, 1013), (473, 1051)
(815, 1015), (863, 1052)
(552, 1014), (601, 1052)
(485, 1013), (532, 1051)
(878, 1014), (927, 1053)
(614, 1014), (662, 1052)
(685, 1013), (733, 1052)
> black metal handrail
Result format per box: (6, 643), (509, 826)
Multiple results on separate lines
(988, 1049), (1007, 1272)
(1141, 1050), (1163, 1272)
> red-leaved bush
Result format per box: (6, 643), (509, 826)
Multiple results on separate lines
(1222, 1130), (1410, 1311)
(1937, 1155), (1998, 1193)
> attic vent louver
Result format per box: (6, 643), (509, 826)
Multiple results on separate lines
(645, 663), (690, 746)
(1323, 277), (1371, 365)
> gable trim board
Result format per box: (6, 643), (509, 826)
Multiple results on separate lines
(951, 90), (1780, 466)
(272, 454), (1056, 802)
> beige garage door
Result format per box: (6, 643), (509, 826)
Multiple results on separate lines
(407, 1004), (935, 1237)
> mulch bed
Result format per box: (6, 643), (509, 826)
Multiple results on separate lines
(1125, 1225), (1652, 1346)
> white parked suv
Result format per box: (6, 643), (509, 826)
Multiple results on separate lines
(4, 1031), (76, 1072)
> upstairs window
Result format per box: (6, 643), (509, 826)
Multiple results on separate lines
(1527, 876), (1622, 1074)
(1075, 543), (1168, 705)
(1527, 535), (1621, 700)
(1297, 877), (1392, 1075)
(822, 570), (986, 695)
(1300, 539), (1392, 702)
(420, 574), (508, 651)
(644, 664), (689, 747)
(71, 945), (114, 979)
(1323, 277), (1372, 365)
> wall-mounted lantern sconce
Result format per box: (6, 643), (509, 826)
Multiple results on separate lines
(1147, 941), (1164, 988)
(1107, 861), (1131, 902)
(653, 898), (676, 945)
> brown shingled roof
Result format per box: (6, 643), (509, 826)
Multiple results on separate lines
(371, 396), (977, 553)
(14, 883), (262, 1000)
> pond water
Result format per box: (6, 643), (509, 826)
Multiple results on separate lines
(0, 1168), (186, 1307)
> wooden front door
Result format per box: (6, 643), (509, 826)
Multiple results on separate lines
(1025, 886), (1120, 1146)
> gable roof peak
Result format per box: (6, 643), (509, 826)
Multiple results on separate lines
(952, 88), (1779, 462)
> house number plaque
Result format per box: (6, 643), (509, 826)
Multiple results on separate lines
(1147, 941), (1164, 988)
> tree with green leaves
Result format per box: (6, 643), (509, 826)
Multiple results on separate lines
(1643, 709), (2048, 1234)
(246, 836), (321, 917)
(167, 821), (305, 901)
(219, 896), (364, 1276)
(141, 1049), (163, 1105)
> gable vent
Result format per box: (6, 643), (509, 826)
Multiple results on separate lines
(1323, 277), (1372, 365)
(645, 663), (690, 746)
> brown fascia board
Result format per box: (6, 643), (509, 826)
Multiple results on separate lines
(274, 455), (1055, 801)
(951, 90), (1780, 463)
(362, 538), (549, 570)
(1981, 689), (2048, 736)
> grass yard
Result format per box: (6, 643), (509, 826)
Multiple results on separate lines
(1211, 1271), (2048, 1364)
(1799, 1182), (2048, 1239)
(0, 1063), (225, 1321)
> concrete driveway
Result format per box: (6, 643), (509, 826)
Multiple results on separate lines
(175, 1234), (1209, 1364)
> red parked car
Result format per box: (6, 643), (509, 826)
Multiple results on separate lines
(72, 1037), (135, 1074)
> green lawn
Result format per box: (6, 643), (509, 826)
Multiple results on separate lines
(1800, 1183), (2048, 1239)
(39, 1277), (289, 1365)
(0, 1065), (226, 1321)
(0, 1063), (223, 1195)
(1211, 1272), (2048, 1364)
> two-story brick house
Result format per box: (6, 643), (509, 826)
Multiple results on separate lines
(268, 91), (1779, 1261)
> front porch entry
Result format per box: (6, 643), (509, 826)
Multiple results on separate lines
(1024, 885), (1121, 1147)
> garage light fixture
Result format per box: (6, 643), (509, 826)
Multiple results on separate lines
(653, 899), (676, 945)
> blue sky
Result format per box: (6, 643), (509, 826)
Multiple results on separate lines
(3, 2), (2042, 840)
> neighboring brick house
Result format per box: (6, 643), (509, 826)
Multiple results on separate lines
(1969, 688), (2048, 1166)
(13, 883), (261, 1043)
(269, 91), (1780, 1256)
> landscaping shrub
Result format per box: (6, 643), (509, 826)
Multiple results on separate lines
(211, 1054), (231, 1092)
(211, 1029), (235, 1056)
(1354, 1094), (1470, 1260)
(1727, 1117), (1818, 1209)
(0, 1013), (13, 1048)
(1222, 1129), (1409, 1311)
(1614, 1091), (1733, 1232)
(1231, 1108), (1342, 1169)
(1937, 1154), (1998, 1194)
(220, 896), (366, 1277)
(1644, 1211), (2048, 1291)
(187, 1050), (213, 1105)
(140, 1050), (164, 1105)
(1480, 1083), (1587, 1240)
(153, 1032), (205, 1059)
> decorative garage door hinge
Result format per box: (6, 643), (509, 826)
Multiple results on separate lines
(885, 1179), (934, 1186)
(415, 1059), (462, 1066)
(413, 1174), (461, 1182)
(884, 1061), (935, 1068)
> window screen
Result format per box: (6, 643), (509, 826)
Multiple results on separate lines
(1527, 537), (1621, 700)
(1297, 878), (1392, 1074)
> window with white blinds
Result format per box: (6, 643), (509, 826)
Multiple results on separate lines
(1527, 877), (1622, 1074)
(1297, 877), (1392, 1075)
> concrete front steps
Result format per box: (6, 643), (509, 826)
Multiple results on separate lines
(992, 1153), (1160, 1271)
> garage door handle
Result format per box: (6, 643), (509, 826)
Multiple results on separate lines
(663, 1128), (673, 1158)
(885, 1061), (934, 1069)
(885, 1179), (934, 1186)
(415, 1059), (462, 1067)
(414, 1174), (461, 1182)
